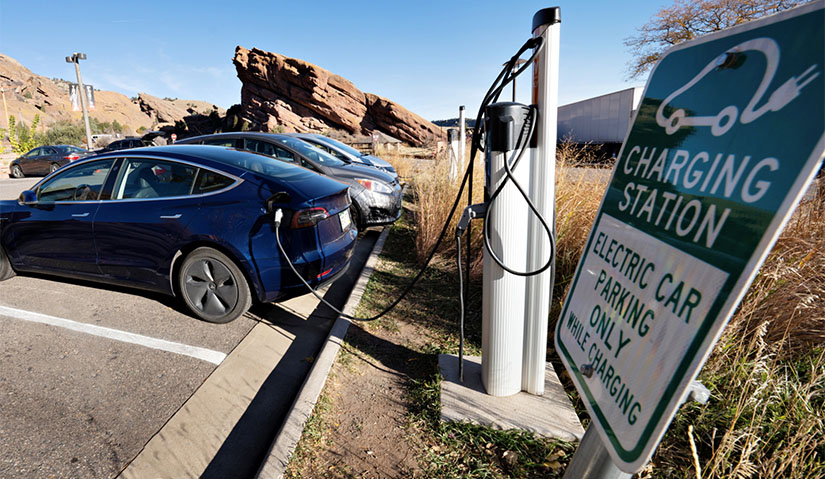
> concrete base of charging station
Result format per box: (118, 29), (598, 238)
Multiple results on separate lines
(438, 354), (584, 442)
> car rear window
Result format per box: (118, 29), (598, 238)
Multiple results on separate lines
(193, 169), (235, 194)
(273, 137), (347, 167)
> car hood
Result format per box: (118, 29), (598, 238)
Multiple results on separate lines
(330, 162), (397, 184)
(360, 154), (393, 169)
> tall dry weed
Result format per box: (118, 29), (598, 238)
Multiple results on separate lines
(409, 147), (484, 273)
(652, 177), (825, 479)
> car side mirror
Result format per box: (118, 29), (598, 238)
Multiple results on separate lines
(18, 190), (38, 205)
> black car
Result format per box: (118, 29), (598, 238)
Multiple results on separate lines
(9, 145), (91, 177)
(177, 132), (403, 229)
(96, 137), (146, 153)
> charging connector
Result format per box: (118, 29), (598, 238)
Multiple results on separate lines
(456, 203), (487, 237)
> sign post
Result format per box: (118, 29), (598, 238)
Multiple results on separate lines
(556, 2), (824, 474)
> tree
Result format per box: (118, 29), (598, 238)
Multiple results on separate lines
(8, 114), (41, 154)
(624, 0), (807, 79)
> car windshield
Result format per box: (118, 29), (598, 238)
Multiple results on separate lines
(315, 136), (366, 158)
(274, 137), (347, 167)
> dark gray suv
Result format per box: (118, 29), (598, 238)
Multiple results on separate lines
(285, 133), (398, 179)
(176, 132), (402, 229)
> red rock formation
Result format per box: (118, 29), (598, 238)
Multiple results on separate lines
(233, 46), (443, 147)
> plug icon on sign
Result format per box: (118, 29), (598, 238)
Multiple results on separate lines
(656, 37), (820, 136)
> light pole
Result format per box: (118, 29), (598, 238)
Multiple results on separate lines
(66, 52), (93, 149)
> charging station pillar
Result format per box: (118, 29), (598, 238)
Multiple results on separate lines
(482, 102), (532, 397)
(448, 128), (459, 182)
(523, 7), (561, 395)
(458, 105), (466, 173)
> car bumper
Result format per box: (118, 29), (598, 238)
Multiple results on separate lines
(358, 186), (403, 227)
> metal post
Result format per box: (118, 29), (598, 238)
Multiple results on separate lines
(67, 53), (93, 150)
(448, 128), (459, 182)
(458, 105), (466, 174)
(562, 426), (631, 479)
(481, 102), (531, 396)
(523, 7), (561, 395)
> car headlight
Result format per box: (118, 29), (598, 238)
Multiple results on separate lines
(355, 178), (393, 194)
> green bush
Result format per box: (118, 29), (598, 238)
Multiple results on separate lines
(33, 117), (127, 147)
(8, 114), (41, 154)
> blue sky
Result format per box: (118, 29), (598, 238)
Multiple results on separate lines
(0, 0), (667, 121)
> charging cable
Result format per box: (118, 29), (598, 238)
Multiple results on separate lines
(272, 34), (546, 326)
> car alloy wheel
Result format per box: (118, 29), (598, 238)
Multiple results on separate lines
(10, 165), (24, 178)
(178, 247), (251, 323)
(49, 163), (60, 173)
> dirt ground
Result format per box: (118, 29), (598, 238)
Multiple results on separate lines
(287, 317), (433, 478)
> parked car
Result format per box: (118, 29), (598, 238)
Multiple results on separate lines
(95, 137), (146, 153)
(0, 145), (357, 323)
(176, 132), (402, 229)
(9, 145), (91, 178)
(285, 133), (398, 178)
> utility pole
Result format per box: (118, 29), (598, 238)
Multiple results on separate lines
(66, 52), (93, 150)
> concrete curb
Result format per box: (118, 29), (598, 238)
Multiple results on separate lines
(255, 226), (391, 479)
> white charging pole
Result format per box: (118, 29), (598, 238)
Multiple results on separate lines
(523, 8), (561, 395)
(448, 128), (459, 183)
(481, 103), (532, 397)
(458, 105), (466, 173)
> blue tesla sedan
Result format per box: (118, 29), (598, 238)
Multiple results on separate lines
(0, 145), (357, 323)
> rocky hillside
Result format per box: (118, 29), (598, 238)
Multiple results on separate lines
(233, 46), (443, 147)
(0, 53), (222, 136)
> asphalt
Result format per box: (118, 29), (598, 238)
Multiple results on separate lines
(1, 173), (386, 478)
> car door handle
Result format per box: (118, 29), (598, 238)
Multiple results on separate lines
(160, 214), (182, 219)
(71, 212), (90, 217)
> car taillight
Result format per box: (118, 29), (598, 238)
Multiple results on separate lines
(291, 207), (329, 228)
(63, 155), (80, 161)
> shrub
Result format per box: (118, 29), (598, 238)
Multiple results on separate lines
(8, 114), (41, 154)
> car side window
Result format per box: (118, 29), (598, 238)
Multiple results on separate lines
(38, 159), (115, 203)
(243, 139), (276, 157)
(24, 148), (41, 158)
(317, 145), (348, 162)
(300, 158), (321, 172)
(193, 169), (235, 194)
(43, 147), (56, 155)
(114, 158), (198, 200)
(204, 138), (239, 148)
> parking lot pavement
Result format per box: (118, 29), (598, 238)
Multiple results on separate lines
(0, 176), (38, 200)
(0, 229), (381, 479)
(0, 274), (257, 479)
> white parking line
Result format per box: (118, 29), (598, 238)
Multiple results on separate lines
(0, 305), (227, 365)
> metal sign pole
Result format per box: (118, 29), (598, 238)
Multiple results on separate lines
(563, 426), (631, 479)
(523, 7), (560, 395)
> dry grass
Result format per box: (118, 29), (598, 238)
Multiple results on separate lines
(650, 181), (825, 479)
(406, 139), (825, 478)
(403, 147), (485, 274)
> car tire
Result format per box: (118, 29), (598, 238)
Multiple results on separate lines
(10, 165), (24, 178)
(49, 163), (60, 173)
(177, 247), (251, 323)
(0, 244), (15, 281)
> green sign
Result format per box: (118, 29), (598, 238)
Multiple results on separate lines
(555, 2), (825, 473)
